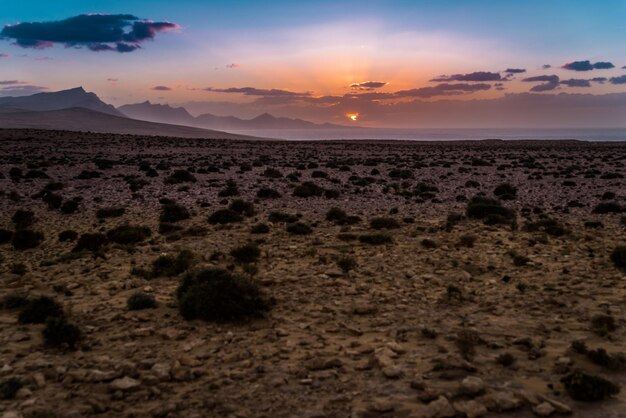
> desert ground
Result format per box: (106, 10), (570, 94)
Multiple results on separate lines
(0, 129), (625, 418)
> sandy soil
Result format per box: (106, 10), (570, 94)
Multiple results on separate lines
(0, 129), (625, 418)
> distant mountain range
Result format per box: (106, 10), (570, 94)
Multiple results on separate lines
(0, 87), (349, 138)
(0, 107), (257, 140)
(117, 101), (348, 131)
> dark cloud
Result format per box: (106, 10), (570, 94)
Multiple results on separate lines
(0, 53), (8, 58)
(395, 83), (491, 98)
(0, 80), (27, 85)
(0, 85), (48, 96)
(530, 82), (559, 92)
(562, 60), (615, 71)
(504, 68), (526, 74)
(226, 63), (240, 68)
(151, 85), (172, 91)
(610, 75), (626, 85)
(350, 81), (388, 90)
(107, 78), (118, 82)
(560, 79), (591, 88)
(591, 77), (607, 83)
(205, 86), (312, 99)
(522, 75), (560, 83)
(542, 64), (551, 69)
(0, 14), (178, 53)
(430, 71), (502, 82)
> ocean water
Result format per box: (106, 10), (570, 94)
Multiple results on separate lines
(231, 128), (626, 141)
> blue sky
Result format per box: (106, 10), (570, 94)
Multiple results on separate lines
(0, 1), (625, 126)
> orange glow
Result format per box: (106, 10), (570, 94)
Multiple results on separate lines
(347, 113), (359, 121)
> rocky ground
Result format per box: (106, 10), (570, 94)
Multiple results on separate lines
(0, 129), (625, 418)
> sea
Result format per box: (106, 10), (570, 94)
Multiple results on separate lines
(230, 128), (626, 141)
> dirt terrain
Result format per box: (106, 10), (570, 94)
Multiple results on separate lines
(0, 129), (625, 418)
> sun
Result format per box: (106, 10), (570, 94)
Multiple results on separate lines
(347, 113), (359, 121)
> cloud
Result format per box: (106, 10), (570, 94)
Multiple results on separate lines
(591, 77), (607, 83)
(504, 68), (526, 74)
(609, 75), (626, 85)
(562, 60), (615, 71)
(206, 86), (312, 98)
(0, 14), (178, 53)
(151, 85), (172, 91)
(0, 53), (8, 58)
(542, 64), (551, 69)
(350, 81), (388, 90)
(395, 83), (491, 98)
(0, 85), (48, 96)
(0, 80), (27, 85)
(226, 63), (240, 68)
(560, 79), (591, 88)
(430, 71), (502, 82)
(107, 78), (118, 82)
(521, 75), (560, 92)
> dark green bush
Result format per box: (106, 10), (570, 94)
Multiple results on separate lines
(160, 202), (190, 223)
(592, 314), (617, 337)
(208, 209), (243, 224)
(293, 181), (324, 198)
(60, 200), (79, 214)
(18, 296), (63, 324)
(43, 317), (80, 349)
(96, 207), (125, 219)
(369, 217), (400, 229)
(250, 223), (270, 234)
(0, 229), (13, 244)
(561, 370), (620, 401)
(177, 268), (269, 322)
(12, 209), (35, 229)
(218, 180), (239, 197)
(286, 222), (312, 235)
(592, 202), (623, 214)
(337, 255), (357, 273)
(164, 169), (196, 184)
(231, 243), (261, 263)
(0, 377), (22, 400)
(466, 195), (515, 224)
(359, 233), (392, 245)
(12, 230), (44, 250)
(151, 250), (194, 277)
(106, 224), (151, 244)
(493, 183), (517, 200)
(257, 187), (281, 199)
(127, 291), (157, 310)
(268, 211), (299, 223)
(73, 233), (106, 252)
(58, 230), (78, 242)
(611, 245), (626, 270)
(229, 199), (255, 217)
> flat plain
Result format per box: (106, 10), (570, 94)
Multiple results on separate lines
(0, 129), (625, 418)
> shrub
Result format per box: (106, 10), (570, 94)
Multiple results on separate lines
(11, 263), (27, 276)
(107, 224), (151, 244)
(73, 233), (106, 252)
(257, 187), (281, 199)
(127, 291), (157, 310)
(337, 255), (357, 273)
(43, 317), (80, 349)
(251, 223), (270, 234)
(496, 353), (515, 367)
(359, 233), (392, 245)
(458, 235), (476, 248)
(208, 209), (243, 224)
(151, 250), (194, 277)
(0, 377), (22, 400)
(592, 314), (617, 337)
(369, 217), (400, 230)
(160, 202), (190, 223)
(456, 329), (481, 360)
(218, 180), (239, 197)
(12, 230), (44, 250)
(561, 370), (620, 401)
(229, 199), (255, 217)
(58, 230), (78, 242)
(18, 296), (63, 324)
(60, 200), (79, 214)
(0, 229), (14, 244)
(421, 238), (437, 249)
(42, 192), (63, 209)
(293, 181), (324, 198)
(177, 268), (269, 322)
(1, 293), (29, 309)
(286, 222), (312, 235)
(493, 183), (517, 200)
(610, 246), (626, 270)
(96, 207), (125, 219)
(324, 189), (341, 199)
(164, 169), (196, 184)
(326, 207), (347, 222)
(12, 209), (35, 229)
(466, 195), (515, 224)
(592, 202), (623, 214)
(231, 243), (261, 264)
(262, 167), (283, 178)
(268, 211), (299, 223)
(523, 218), (566, 236)
(159, 222), (183, 234)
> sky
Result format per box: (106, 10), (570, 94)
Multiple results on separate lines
(1, 1), (626, 127)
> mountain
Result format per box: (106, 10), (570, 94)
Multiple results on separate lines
(0, 108), (259, 140)
(117, 101), (348, 130)
(117, 101), (196, 126)
(0, 87), (123, 117)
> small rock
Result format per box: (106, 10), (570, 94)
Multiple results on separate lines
(410, 396), (455, 418)
(533, 402), (555, 417)
(460, 376), (485, 396)
(453, 400), (488, 418)
(369, 399), (395, 413)
(110, 376), (141, 391)
(382, 365), (404, 379)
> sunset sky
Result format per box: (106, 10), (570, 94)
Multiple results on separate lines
(1, 1), (625, 127)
